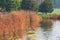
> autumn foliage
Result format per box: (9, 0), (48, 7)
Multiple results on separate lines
(0, 10), (40, 40)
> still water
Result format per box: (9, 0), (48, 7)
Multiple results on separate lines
(23, 19), (60, 40)
(36, 19), (60, 40)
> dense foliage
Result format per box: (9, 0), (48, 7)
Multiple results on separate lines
(0, 0), (6, 8)
(21, 0), (38, 11)
(38, 0), (54, 14)
(0, 0), (39, 12)
(0, 0), (22, 11)
(5, 0), (22, 11)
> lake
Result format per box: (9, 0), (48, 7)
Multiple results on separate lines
(23, 19), (60, 40)
(36, 19), (60, 40)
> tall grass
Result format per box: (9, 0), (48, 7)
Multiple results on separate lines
(0, 10), (40, 40)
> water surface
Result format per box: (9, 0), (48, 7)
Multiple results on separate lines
(36, 20), (60, 40)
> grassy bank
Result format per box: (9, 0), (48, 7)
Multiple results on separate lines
(38, 9), (60, 19)
(52, 9), (60, 14)
(38, 9), (60, 15)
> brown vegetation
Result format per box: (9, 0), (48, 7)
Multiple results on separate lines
(0, 10), (40, 40)
(43, 14), (60, 19)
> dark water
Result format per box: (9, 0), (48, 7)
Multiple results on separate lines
(36, 19), (60, 40)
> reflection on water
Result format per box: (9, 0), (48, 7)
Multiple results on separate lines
(40, 19), (53, 31)
(24, 19), (60, 40)
(36, 19), (60, 40)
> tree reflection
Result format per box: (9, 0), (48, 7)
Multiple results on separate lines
(40, 19), (53, 40)
(40, 19), (53, 31)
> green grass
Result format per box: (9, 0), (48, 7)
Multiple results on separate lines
(52, 9), (60, 14)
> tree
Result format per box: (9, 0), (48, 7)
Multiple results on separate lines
(0, 0), (7, 12)
(38, 0), (54, 14)
(0, 0), (6, 8)
(0, 0), (22, 12)
(21, 0), (38, 11)
(5, 0), (22, 11)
